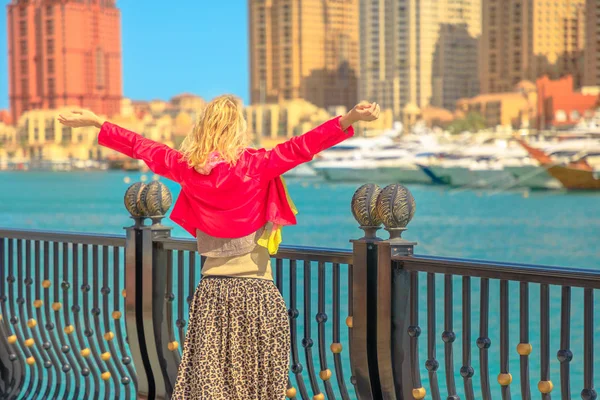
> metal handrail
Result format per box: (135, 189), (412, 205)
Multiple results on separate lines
(157, 236), (354, 264)
(396, 254), (600, 288)
(0, 228), (126, 247)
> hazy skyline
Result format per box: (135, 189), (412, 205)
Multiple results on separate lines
(0, 0), (250, 111)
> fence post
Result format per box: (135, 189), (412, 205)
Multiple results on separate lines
(349, 184), (383, 399)
(375, 184), (417, 400)
(350, 183), (417, 400)
(123, 181), (173, 400)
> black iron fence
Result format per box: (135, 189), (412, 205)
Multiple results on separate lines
(0, 181), (598, 400)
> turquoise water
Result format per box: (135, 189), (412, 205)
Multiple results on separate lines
(1, 171), (600, 399)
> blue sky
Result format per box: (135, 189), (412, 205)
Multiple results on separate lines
(0, 0), (249, 110)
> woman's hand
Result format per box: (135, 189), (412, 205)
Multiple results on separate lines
(58, 110), (104, 129)
(340, 101), (380, 130)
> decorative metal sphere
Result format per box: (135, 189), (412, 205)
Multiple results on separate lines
(61, 345), (70, 353)
(122, 356), (131, 365)
(442, 331), (456, 343)
(81, 368), (90, 377)
(101, 287), (111, 295)
(139, 181), (172, 217)
(460, 366), (475, 378)
(316, 313), (328, 323)
(557, 349), (573, 363)
(81, 284), (91, 292)
(10, 316), (18, 325)
(351, 184), (383, 227)
(121, 377), (131, 385)
(476, 337), (492, 349)
(71, 305), (81, 313)
(375, 184), (416, 230)
(407, 326), (422, 337)
(91, 307), (101, 316)
(302, 338), (314, 348)
(84, 328), (94, 337)
(165, 293), (175, 302)
(42, 342), (51, 350)
(176, 319), (186, 328)
(425, 359), (439, 371)
(9, 354), (17, 362)
(62, 364), (71, 373)
(291, 363), (303, 374)
(44, 360), (53, 369)
(24, 278), (33, 286)
(6, 275), (15, 283)
(124, 182), (147, 217)
(288, 308), (299, 319)
(16, 297), (25, 305)
(45, 322), (54, 331)
(61, 281), (70, 290)
(581, 388), (598, 400)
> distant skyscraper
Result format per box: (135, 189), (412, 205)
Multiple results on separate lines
(359, 0), (481, 115)
(480, 0), (586, 94)
(248, 0), (359, 113)
(7, 0), (122, 124)
(584, 0), (600, 87)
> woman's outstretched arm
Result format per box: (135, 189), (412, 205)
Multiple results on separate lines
(58, 110), (187, 182)
(250, 102), (380, 181)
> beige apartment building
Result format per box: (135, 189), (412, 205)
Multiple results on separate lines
(480, 0), (586, 94)
(584, 0), (600, 87)
(359, 0), (481, 116)
(248, 0), (359, 111)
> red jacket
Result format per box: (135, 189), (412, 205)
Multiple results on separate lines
(98, 116), (354, 239)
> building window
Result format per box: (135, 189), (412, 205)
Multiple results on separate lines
(20, 60), (27, 74)
(48, 78), (55, 94)
(46, 5), (53, 15)
(19, 7), (26, 17)
(47, 59), (55, 74)
(570, 110), (580, 121)
(62, 127), (72, 144)
(21, 79), (28, 95)
(96, 48), (105, 89)
(45, 120), (55, 141)
(20, 40), (27, 54)
(19, 21), (27, 36)
(46, 19), (54, 35)
(47, 39), (54, 54)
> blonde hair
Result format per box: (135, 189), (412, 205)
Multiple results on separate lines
(180, 95), (249, 169)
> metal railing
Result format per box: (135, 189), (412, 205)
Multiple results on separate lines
(0, 181), (598, 400)
(0, 229), (133, 399)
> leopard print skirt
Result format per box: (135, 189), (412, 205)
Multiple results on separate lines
(172, 276), (290, 399)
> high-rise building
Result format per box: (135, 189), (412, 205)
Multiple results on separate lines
(584, 0), (600, 87)
(480, 0), (586, 94)
(248, 0), (359, 114)
(359, 0), (481, 115)
(7, 0), (122, 124)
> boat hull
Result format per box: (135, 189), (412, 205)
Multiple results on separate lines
(375, 166), (432, 184)
(429, 166), (485, 187)
(546, 165), (600, 190)
(315, 166), (378, 182)
(503, 166), (563, 190)
(471, 169), (517, 188)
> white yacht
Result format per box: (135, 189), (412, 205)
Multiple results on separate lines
(284, 163), (318, 178)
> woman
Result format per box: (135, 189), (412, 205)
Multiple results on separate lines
(58, 96), (379, 399)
